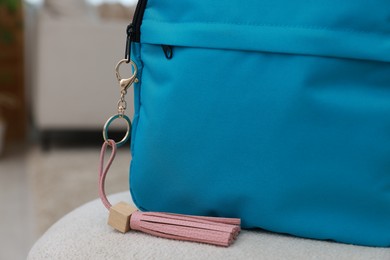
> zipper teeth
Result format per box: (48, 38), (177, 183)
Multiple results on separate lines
(131, 0), (148, 42)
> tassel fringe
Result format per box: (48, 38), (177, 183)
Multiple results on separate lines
(130, 211), (241, 247)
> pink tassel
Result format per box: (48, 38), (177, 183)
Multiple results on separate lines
(130, 211), (240, 247)
(99, 140), (241, 247)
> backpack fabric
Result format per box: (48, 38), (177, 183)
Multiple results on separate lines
(129, 0), (390, 247)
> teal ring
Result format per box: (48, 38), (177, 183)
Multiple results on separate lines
(102, 114), (131, 147)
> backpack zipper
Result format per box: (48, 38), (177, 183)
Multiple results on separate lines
(131, 0), (148, 42)
(125, 0), (173, 61)
(125, 0), (148, 62)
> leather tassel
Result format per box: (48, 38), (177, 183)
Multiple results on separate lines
(131, 211), (240, 247)
(108, 202), (240, 247)
(100, 140), (241, 247)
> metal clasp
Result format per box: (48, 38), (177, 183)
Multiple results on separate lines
(115, 59), (138, 91)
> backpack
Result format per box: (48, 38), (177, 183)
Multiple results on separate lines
(128, 0), (390, 246)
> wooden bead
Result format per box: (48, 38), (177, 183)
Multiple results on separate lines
(108, 202), (138, 233)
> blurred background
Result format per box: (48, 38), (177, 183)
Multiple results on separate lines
(0, 0), (138, 258)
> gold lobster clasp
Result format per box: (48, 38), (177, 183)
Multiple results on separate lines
(115, 59), (138, 91)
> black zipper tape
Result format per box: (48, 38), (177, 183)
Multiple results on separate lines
(131, 0), (148, 42)
(125, 0), (148, 62)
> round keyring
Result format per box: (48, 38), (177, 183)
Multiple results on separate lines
(103, 114), (132, 147)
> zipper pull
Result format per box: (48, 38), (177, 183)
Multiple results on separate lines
(162, 45), (173, 59)
(125, 23), (134, 63)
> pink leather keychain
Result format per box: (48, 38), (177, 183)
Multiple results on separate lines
(99, 59), (241, 247)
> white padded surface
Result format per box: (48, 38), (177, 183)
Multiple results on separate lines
(28, 192), (390, 260)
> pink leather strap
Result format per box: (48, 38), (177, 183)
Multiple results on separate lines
(99, 139), (117, 210)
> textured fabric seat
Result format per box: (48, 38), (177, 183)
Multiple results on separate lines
(28, 192), (390, 260)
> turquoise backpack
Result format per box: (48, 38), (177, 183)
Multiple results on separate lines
(128, 0), (390, 247)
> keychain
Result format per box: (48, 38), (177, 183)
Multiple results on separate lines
(98, 59), (241, 247)
(101, 59), (137, 148)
